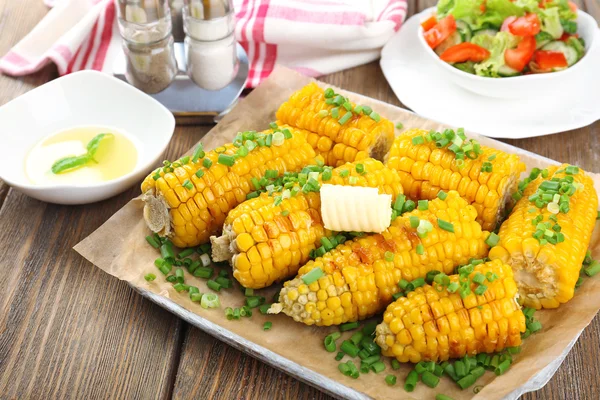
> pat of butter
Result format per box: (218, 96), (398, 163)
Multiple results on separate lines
(320, 184), (392, 233)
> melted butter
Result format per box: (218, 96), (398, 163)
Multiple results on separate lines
(26, 126), (138, 185)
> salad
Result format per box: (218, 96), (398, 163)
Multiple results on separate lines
(421, 0), (585, 77)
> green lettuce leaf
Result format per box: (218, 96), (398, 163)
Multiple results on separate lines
(540, 7), (565, 38)
(473, 31), (520, 77)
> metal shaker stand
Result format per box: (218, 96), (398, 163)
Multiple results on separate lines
(112, 1), (248, 124)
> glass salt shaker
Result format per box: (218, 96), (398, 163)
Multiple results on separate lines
(116, 0), (178, 94)
(183, 0), (239, 91)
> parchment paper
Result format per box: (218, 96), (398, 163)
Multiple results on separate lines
(75, 66), (600, 400)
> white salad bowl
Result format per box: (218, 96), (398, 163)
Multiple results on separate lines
(418, 7), (599, 99)
(0, 70), (175, 205)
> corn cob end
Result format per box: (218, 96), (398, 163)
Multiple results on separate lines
(142, 191), (171, 237)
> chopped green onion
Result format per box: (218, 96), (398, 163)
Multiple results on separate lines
(272, 131), (285, 146)
(302, 267), (324, 284)
(206, 280), (221, 292)
(218, 154), (236, 167)
(472, 273), (486, 285)
(416, 244), (424, 255)
(411, 277), (425, 288)
(340, 340), (360, 357)
(369, 111), (381, 122)
(565, 165), (579, 175)
(370, 361), (386, 373)
(474, 284), (487, 295)
(385, 251), (395, 262)
(446, 282), (459, 293)
(324, 335), (338, 352)
(145, 235), (161, 249)
(258, 303), (272, 315)
(330, 107), (340, 119)
(200, 293), (219, 309)
(404, 370), (418, 392)
(355, 163), (365, 174)
(391, 359), (401, 370)
(584, 261), (600, 277)
(144, 273), (156, 282)
(190, 293), (203, 302)
(173, 283), (187, 292)
(192, 145), (206, 163)
(350, 331), (364, 346)
(412, 136), (424, 145)
(418, 200), (429, 210)
(437, 219), (454, 232)
(437, 190), (448, 200)
(203, 158), (213, 168)
(339, 111), (353, 125)
(340, 321), (360, 332)
(182, 180), (193, 190)
(385, 375), (397, 385)
(421, 371), (440, 388)
(409, 216), (420, 228)
(393, 195), (406, 212)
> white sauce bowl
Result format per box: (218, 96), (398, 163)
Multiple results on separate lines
(0, 71), (175, 204)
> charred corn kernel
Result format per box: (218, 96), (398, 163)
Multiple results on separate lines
(275, 82), (395, 166)
(212, 159), (404, 288)
(141, 127), (316, 248)
(489, 165), (598, 309)
(385, 129), (526, 231)
(272, 191), (490, 326)
(375, 260), (526, 363)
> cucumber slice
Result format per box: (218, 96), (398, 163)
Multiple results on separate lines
(434, 31), (463, 56)
(498, 65), (521, 77)
(472, 29), (499, 39)
(535, 32), (554, 49)
(454, 61), (475, 74)
(566, 37), (585, 59)
(455, 20), (472, 42)
(541, 41), (579, 66)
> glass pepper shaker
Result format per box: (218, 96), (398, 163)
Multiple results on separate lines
(183, 0), (239, 91)
(116, 0), (178, 94)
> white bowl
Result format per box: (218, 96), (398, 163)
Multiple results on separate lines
(418, 7), (599, 99)
(0, 70), (175, 205)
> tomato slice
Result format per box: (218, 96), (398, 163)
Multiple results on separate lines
(423, 15), (457, 49)
(501, 16), (517, 32)
(560, 32), (579, 41)
(421, 15), (438, 32)
(504, 36), (536, 71)
(440, 43), (491, 63)
(534, 51), (568, 69)
(568, 1), (578, 12)
(508, 13), (541, 36)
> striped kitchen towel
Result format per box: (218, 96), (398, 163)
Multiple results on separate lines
(0, 0), (407, 87)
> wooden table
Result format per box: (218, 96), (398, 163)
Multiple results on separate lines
(1, 1), (599, 399)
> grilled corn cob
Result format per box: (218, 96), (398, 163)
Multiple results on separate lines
(211, 159), (404, 289)
(385, 128), (526, 231)
(270, 191), (491, 326)
(489, 165), (598, 309)
(375, 259), (526, 363)
(275, 82), (395, 167)
(141, 128), (316, 248)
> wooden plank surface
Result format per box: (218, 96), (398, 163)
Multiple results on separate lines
(0, 0), (599, 399)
